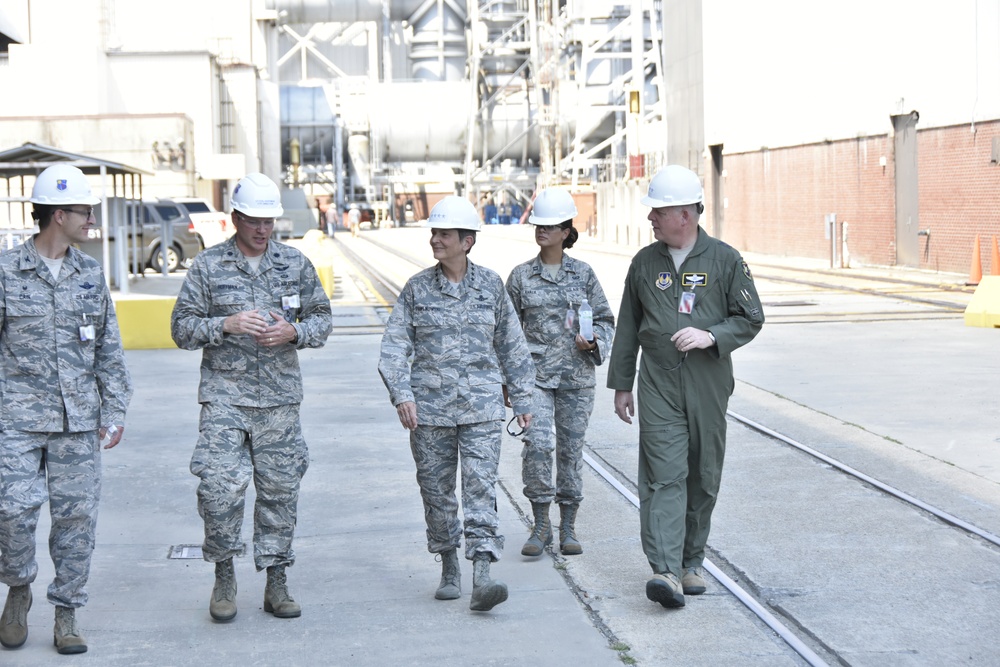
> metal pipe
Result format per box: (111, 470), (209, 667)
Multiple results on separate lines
(334, 117), (345, 217)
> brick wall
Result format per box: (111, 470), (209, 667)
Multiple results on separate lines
(917, 121), (1000, 274)
(706, 120), (1000, 274)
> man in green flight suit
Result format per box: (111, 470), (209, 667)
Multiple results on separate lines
(607, 165), (764, 609)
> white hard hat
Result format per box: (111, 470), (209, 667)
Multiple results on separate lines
(640, 165), (704, 208)
(30, 164), (100, 206)
(528, 188), (577, 226)
(231, 172), (284, 218)
(426, 195), (481, 231)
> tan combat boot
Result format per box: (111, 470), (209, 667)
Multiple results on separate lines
(469, 555), (508, 612)
(646, 572), (685, 609)
(520, 502), (552, 557)
(682, 567), (707, 595)
(264, 565), (301, 618)
(53, 606), (87, 654)
(210, 559), (238, 622)
(434, 549), (461, 600)
(0, 584), (31, 649)
(558, 504), (583, 555)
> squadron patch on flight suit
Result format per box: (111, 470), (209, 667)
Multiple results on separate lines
(742, 261), (753, 281)
(655, 272), (672, 290)
(681, 273), (708, 288)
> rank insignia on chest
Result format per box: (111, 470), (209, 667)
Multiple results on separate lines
(682, 272), (708, 288)
(655, 272), (672, 290)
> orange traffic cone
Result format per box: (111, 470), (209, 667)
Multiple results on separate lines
(991, 236), (1000, 276)
(968, 234), (982, 285)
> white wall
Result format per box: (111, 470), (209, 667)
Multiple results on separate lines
(106, 53), (218, 175)
(109, 0), (255, 62)
(0, 0), (272, 193)
(703, 0), (1000, 152)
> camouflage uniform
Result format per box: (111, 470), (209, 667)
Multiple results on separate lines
(607, 228), (764, 577)
(0, 237), (132, 608)
(171, 237), (332, 570)
(378, 261), (535, 561)
(506, 254), (614, 506)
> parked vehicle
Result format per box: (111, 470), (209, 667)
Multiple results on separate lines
(171, 197), (235, 249)
(171, 197), (214, 216)
(139, 200), (204, 273)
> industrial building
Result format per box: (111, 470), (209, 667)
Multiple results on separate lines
(1, 0), (999, 275)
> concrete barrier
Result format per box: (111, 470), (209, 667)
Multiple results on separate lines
(964, 275), (1000, 328)
(113, 232), (335, 350)
(284, 230), (336, 298)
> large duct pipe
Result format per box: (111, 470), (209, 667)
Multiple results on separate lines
(271, 0), (656, 171)
(268, 0), (426, 23)
(347, 133), (371, 187)
(479, 0), (526, 86)
(369, 82), (471, 161)
(410, 1), (467, 81)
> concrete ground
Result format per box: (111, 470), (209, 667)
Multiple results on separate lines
(3, 231), (998, 666)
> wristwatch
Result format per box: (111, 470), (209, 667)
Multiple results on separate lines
(707, 331), (716, 345)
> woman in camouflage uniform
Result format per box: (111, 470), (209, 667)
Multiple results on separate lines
(505, 188), (614, 557)
(379, 196), (535, 612)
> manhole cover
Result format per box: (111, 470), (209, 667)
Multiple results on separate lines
(168, 543), (246, 559)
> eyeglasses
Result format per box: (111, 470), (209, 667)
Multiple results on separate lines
(59, 207), (94, 219)
(506, 415), (525, 438)
(240, 219), (275, 229)
(234, 212), (275, 229)
(663, 352), (688, 372)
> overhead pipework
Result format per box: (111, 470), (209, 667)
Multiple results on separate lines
(269, 0), (667, 220)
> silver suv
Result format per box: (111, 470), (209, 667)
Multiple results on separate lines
(140, 200), (204, 272)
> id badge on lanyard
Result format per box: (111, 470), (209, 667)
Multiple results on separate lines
(678, 289), (696, 315)
(79, 314), (95, 342)
(564, 305), (575, 330)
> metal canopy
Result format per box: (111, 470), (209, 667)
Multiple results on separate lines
(0, 142), (153, 178)
(0, 142), (152, 292)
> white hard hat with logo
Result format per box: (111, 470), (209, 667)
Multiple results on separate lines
(528, 188), (578, 226)
(640, 165), (704, 208)
(30, 164), (100, 206)
(231, 172), (284, 218)
(426, 195), (481, 231)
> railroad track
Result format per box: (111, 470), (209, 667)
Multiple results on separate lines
(346, 229), (973, 322)
(578, 407), (1000, 666)
(338, 229), (999, 664)
(333, 237), (407, 304)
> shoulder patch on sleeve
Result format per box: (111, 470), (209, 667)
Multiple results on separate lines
(742, 260), (753, 281)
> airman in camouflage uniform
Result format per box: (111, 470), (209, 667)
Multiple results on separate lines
(0, 164), (131, 655)
(378, 195), (534, 612)
(170, 173), (331, 623)
(506, 188), (615, 558)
